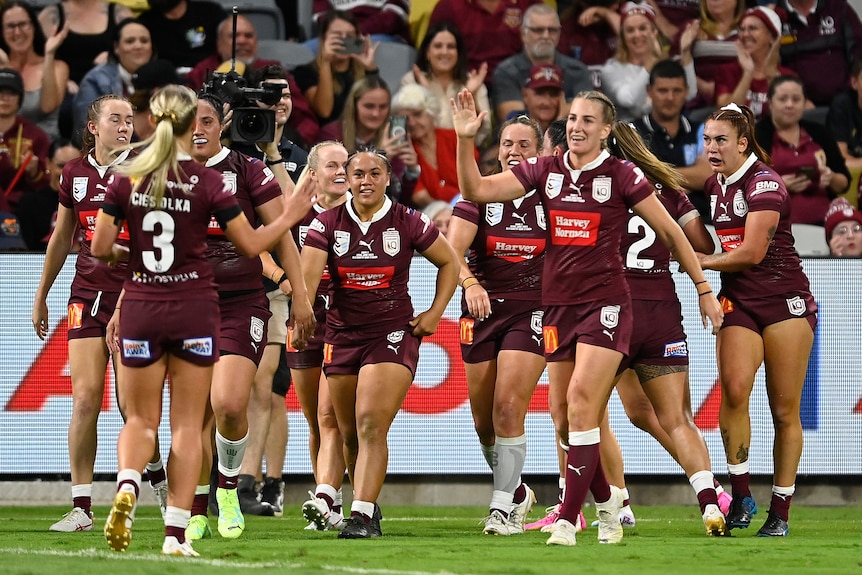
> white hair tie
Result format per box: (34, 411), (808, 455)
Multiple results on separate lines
(720, 103), (743, 113)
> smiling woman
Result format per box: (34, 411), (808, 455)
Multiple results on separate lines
(73, 18), (153, 134)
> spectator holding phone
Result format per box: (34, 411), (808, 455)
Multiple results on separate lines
(391, 83), (476, 207)
(755, 76), (849, 225)
(293, 10), (380, 125)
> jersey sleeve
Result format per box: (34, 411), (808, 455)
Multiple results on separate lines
(302, 214), (330, 252)
(452, 198), (480, 225)
(746, 170), (786, 213)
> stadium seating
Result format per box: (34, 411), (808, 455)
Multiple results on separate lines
(374, 42), (416, 93)
(257, 39), (314, 70)
(217, 0), (286, 40)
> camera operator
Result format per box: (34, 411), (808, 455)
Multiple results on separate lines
(184, 89), (315, 539)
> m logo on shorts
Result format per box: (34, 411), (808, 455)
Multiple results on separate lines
(600, 305), (620, 329)
(592, 177), (611, 203)
(719, 296), (734, 314)
(334, 231), (350, 256)
(67, 303), (83, 329)
(543, 325), (559, 353)
(123, 339), (151, 359)
(486, 203), (503, 226)
(460, 318), (475, 344)
(323, 343), (333, 364)
(72, 177), (88, 203)
(786, 296), (806, 316)
(250, 317), (265, 343)
(383, 229), (401, 256)
(183, 337), (213, 357)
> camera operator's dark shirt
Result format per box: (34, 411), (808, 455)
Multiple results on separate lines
(232, 136), (308, 184)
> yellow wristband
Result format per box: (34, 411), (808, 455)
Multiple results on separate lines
(462, 277), (480, 290)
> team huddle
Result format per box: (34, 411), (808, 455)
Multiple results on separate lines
(31, 83), (815, 555)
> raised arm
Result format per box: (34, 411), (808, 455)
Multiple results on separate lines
(451, 89), (528, 203)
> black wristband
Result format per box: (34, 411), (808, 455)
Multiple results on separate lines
(265, 157), (284, 166)
(278, 273), (288, 285)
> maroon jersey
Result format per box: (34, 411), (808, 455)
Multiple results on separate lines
(452, 191), (544, 300)
(622, 189), (699, 302)
(511, 152), (654, 305)
(102, 158), (239, 301)
(705, 154), (812, 298)
(303, 197), (439, 334)
(204, 147), (282, 292)
(58, 151), (133, 293)
(293, 202), (334, 298)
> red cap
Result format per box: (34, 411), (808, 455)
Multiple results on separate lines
(824, 198), (862, 240)
(525, 64), (563, 91)
(620, 1), (656, 25)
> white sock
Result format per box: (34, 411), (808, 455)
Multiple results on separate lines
(727, 461), (749, 475)
(164, 506), (191, 530)
(216, 430), (248, 478)
(351, 500), (375, 519)
(71, 483), (92, 499)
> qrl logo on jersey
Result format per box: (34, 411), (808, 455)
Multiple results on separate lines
(460, 318), (475, 344)
(592, 177), (611, 203)
(530, 310), (543, 335)
(543, 325), (559, 353)
(383, 229), (401, 256)
(72, 177), (88, 203)
(787, 296), (806, 316)
(123, 339), (151, 359)
(600, 305), (620, 329)
(545, 173), (564, 199)
(733, 190), (748, 218)
(67, 303), (83, 329)
(536, 204), (546, 230)
(183, 337), (213, 357)
(333, 230), (350, 256)
(486, 203), (503, 226)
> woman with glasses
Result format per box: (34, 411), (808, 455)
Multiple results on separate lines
(0, 1), (68, 139)
(824, 199), (862, 257)
(700, 103), (817, 537)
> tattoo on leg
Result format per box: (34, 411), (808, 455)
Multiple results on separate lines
(634, 363), (687, 384)
(720, 427), (730, 452)
(735, 445), (749, 462)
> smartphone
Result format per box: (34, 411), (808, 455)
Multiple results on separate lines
(796, 166), (817, 179)
(341, 36), (364, 55)
(389, 115), (408, 144)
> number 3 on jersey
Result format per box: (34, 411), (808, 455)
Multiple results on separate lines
(142, 210), (175, 273)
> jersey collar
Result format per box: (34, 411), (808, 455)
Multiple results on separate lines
(718, 152), (758, 187)
(205, 146), (231, 167)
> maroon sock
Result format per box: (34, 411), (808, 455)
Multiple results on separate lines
(622, 496), (631, 507)
(558, 443), (600, 524)
(513, 483), (527, 504)
(73, 496), (91, 515)
(117, 480), (139, 498)
(191, 493), (209, 517)
(729, 472), (752, 498)
(589, 454), (611, 504)
(333, 504), (343, 514)
(147, 466), (167, 486)
(696, 488), (719, 513)
(769, 492), (792, 522)
(218, 472), (237, 490)
(165, 525), (185, 542)
(350, 510), (371, 524)
(713, 477), (721, 489)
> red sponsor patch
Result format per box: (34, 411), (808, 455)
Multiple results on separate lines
(206, 216), (226, 236)
(542, 325), (559, 353)
(338, 266), (395, 290)
(459, 318), (475, 344)
(79, 209), (130, 240)
(717, 226), (745, 252)
(323, 343), (333, 364)
(485, 235), (545, 262)
(548, 210), (600, 246)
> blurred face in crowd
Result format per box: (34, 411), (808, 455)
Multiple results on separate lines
(324, 17), (358, 64)
(829, 221), (862, 257)
(0, 87), (20, 118)
(425, 30), (458, 75)
(523, 86), (563, 128)
(648, 76), (687, 123)
(49, 144), (81, 191)
(115, 22), (152, 74)
(191, 99), (223, 162)
(523, 11), (561, 61)
(2, 7), (34, 54)
(218, 15), (257, 62)
(355, 88), (390, 136)
(621, 13), (656, 58)
(768, 80), (805, 130)
(431, 205), (452, 237)
(403, 107), (434, 143)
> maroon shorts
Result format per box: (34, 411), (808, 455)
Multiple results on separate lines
(542, 299), (632, 363)
(119, 298), (220, 367)
(218, 291), (271, 365)
(286, 294), (327, 369)
(460, 298), (544, 364)
(618, 299), (688, 372)
(67, 287), (120, 340)
(719, 292), (818, 335)
(323, 322), (422, 377)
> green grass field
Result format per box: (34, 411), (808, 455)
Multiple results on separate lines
(1, 504), (860, 575)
